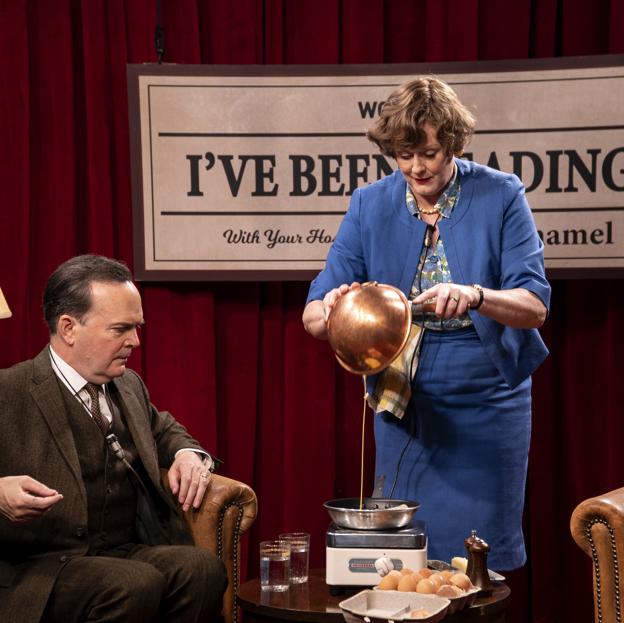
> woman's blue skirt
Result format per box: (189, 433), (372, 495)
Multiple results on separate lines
(374, 326), (531, 571)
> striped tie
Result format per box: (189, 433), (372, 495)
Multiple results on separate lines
(84, 383), (110, 434)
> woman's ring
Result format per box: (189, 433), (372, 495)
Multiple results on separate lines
(450, 296), (459, 303)
(200, 472), (209, 479)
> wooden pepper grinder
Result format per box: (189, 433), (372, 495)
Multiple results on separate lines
(464, 530), (494, 595)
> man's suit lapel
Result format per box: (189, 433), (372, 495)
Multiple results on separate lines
(30, 348), (86, 501)
(31, 348), (160, 489)
(110, 382), (161, 487)
(110, 381), (182, 526)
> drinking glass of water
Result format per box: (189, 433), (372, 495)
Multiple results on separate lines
(260, 540), (291, 591)
(278, 532), (310, 583)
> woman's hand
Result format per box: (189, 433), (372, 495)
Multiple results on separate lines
(413, 284), (547, 328)
(413, 283), (479, 319)
(322, 282), (361, 320)
(302, 282), (361, 339)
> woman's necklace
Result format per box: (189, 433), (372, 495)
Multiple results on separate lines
(417, 205), (441, 215)
(416, 199), (441, 215)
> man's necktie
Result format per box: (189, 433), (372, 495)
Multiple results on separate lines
(84, 383), (110, 434)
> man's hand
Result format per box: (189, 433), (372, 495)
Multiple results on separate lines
(168, 451), (211, 512)
(0, 476), (63, 523)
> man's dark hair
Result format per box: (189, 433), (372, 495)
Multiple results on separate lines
(43, 254), (133, 334)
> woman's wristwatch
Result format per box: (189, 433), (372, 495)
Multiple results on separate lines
(470, 284), (484, 310)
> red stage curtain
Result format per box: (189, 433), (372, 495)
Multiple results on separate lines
(1, 2), (624, 621)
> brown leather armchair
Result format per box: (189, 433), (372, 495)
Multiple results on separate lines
(163, 471), (258, 623)
(570, 487), (624, 623)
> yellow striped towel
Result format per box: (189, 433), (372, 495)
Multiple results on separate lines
(366, 323), (424, 419)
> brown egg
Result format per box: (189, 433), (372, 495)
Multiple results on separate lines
(397, 574), (416, 592)
(410, 571), (423, 585)
(378, 573), (400, 590)
(450, 572), (473, 591)
(410, 609), (430, 620)
(400, 567), (414, 575)
(417, 568), (433, 578)
(416, 578), (436, 594)
(429, 573), (446, 589)
(440, 570), (454, 582)
(437, 584), (464, 598)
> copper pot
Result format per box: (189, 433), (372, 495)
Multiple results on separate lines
(326, 282), (411, 375)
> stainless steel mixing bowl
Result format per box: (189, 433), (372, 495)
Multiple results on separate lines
(324, 498), (421, 530)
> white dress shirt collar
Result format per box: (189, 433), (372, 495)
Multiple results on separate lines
(48, 346), (111, 422)
(49, 345), (90, 395)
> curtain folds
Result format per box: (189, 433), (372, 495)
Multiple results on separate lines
(1, 1), (624, 621)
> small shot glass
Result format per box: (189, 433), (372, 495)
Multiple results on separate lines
(260, 540), (291, 591)
(278, 532), (310, 583)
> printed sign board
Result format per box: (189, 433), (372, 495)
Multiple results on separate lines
(127, 57), (624, 280)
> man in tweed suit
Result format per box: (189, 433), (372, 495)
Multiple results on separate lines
(0, 255), (227, 623)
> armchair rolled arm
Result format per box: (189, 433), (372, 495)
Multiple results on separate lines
(161, 470), (258, 623)
(570, 487), (624, 623)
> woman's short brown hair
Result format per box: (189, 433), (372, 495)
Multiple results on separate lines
(367, 76), (476, 157)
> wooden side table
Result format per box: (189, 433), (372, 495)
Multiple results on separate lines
(237, 569), (510, 622)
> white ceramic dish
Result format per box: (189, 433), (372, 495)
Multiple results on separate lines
(428, 559), (505, 582)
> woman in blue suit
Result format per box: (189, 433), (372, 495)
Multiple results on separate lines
(303, 77), (550, 571)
